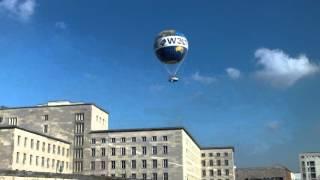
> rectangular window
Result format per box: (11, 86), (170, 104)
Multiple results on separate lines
(17, 136), (21, 146)
(121, 147), (126, 156)
(42, 142), (45, 152)
(142, 160), (147, 168)
(163, 146), (168, 154)
(9, 117), (17, 125)
(217, 152), (221, 157)
(111, 148), (116, 156)
(29, 155), (33, 165)
(225, 169), (229, 176)
(142, 136), (146, 142)
(48, 144), (51, 153)
(36, 141), (40, 150)
(217, 160), (221, 166)
(47, 158), (50, 168)
(132, 147), (136, 155)
(225, 160), (229, 166)
(209, 153), (213, 157)
(163, 159), (168, 168)
(152, 146), (157, 155)
(132, 137), (136, 142)
(23, 153), (26, 164)
(202, 160), (206, 167)
(24, 137), (27, 147)
(62, 148), (65, 156)
(52, 159), (55, 169)
(121, 137), (126, 143)
(53, 145), (56, 154)
(44, 125), (48, 133)
(142, 146), (147, 155)
(16, 152), (19, 163)
(91, 148), (96, 157)
(163, 136), (168, 141)
(143, 173), (147, 180)
(101, 161), (105, 169)
(217, 169), (221, 176)
(163, 173), (168, 180)
(201, 153), (205, 157)
(101, 138), (106, 143)
(75, 135), (84, 146)
(210, 170), (214, 176)
(131, 160), (136, 169)
(36, 156), (39, 166)
(0, 117), (2, 123)
(30, 139), (34, 149)
(131, 174), (136, 179)
(224, 152), (229, 156)
(57, 146), (60, 154)
(202, 170), (206, 177)
(121, 174), (126, 178)
(152, 136), (157, 141)
(101, 148), (106, 156)
(111, 138), (116, 143)
(91, 161), (95, 170)
(43, 115), (49, 121)
(75, 113), (84, 121)
(121, 160), (126, 169)
(41, 156), (45, 167)
(153, 159), (157, 168)
(111, 161), (116, 169)
(153, 173), (158, 180)
(91, 138), (96, 144)
(210, 160), (213, 166)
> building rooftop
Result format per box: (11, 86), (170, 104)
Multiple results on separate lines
(0, 101), (109, 114)
(0, 126), (71, 144)
(91, 126), (234, 151)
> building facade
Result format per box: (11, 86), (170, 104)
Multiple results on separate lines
(0, 126), (72, 173)
(0, 101), (109, 174)
(300, 153), (320, 180)
(201, 147), (235, 180)
(236, 166), (292, 180)
(0, 101), (235, 180)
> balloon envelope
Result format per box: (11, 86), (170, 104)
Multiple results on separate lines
(154, 30), (188, 64)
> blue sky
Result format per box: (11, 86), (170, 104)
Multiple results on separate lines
(1, 0), (320, 171)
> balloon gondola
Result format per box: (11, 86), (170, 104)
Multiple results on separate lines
(154, 30), (189, 83)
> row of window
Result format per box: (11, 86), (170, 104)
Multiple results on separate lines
(91, 145), (169, 157)
(92, 135), (168, 144)
(16, 135), (69, 157)
(202, 169), (230, 177)
(202, 152), (230, 157)
(15, 152), (69, 170)
(301, 161), (316, 166)
(109, 172), (168, 180)
(202, 159), (230, 167)
(91, 159), (169, 170)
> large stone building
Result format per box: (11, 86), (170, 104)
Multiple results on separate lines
(299, 152), (320, 180)
(0, 101), (235, 180)
(201, 147), (235, 180)
(236, 166), (292, 180)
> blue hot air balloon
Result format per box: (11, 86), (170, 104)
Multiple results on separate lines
(154, 30), (189, 82)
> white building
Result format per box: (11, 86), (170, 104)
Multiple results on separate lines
(0, 126), (72, 173)
(0, 101), (236, 180)
(300, 152), (320, 180)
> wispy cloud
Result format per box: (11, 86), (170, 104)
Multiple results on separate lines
(191, 71), (216, 85)
(266, 120), (281, 131)
(226, 67), (241, 79)
(0, 0), (36, 21)
(254, 48), (319, 88)
(55, 21), (67, 30)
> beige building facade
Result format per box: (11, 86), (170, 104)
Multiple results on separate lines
(300, 152), (320, 180)
(0, 126), (72, 173)
(201, 147), (235, 180)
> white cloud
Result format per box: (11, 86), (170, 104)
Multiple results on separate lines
(226, 67), (241, 79)
(0, 0), (36, 21)
(254, 48), (319, 87)
(55, 21), (67, 30)
(191, 72), (216, 84)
